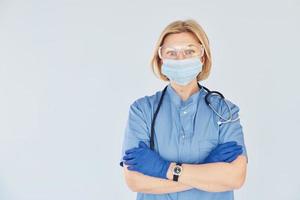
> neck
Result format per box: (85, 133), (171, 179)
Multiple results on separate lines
(170, 79), (199, 101)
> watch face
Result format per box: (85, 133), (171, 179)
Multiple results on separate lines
(173, 166), (182, 175)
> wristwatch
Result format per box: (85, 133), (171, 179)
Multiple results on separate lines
(172, 162), (182, 181)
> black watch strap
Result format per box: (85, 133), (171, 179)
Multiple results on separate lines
(173, 162), (182, 182)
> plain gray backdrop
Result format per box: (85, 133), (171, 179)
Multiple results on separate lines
(0, 0), (300, 199)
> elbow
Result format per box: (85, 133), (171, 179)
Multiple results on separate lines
(231, 165), (247, 189)
(231, 173), (246, 189)
(230, 155), (247, 190)
(126, 178), (140, 192)
(127, 177), (143, 192)
(123, 165), (142, 192)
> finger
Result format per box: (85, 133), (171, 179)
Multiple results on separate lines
(224, 150), (243, 162)
(218, 141), (238, 149)
(224, 154), (237, 162)
(219, 144), (239, 151)
(138, 141), (149, 148)
(127, 165), (137, 171)
(125, 147), (144, 154)
(223, 148), (243, 159)
(124, 159), (138, 165)
(220, 145), (242, 154)
(123, 154), (135, 160)
(125, 148), (144, 155)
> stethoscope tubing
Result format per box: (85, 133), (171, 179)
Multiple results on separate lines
(150, 82), (239, 151)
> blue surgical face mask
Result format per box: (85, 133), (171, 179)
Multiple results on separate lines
(161, 57), (203, 86)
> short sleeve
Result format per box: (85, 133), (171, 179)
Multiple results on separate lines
(218, 99), (248, 163)
(119, 100), (150, 167)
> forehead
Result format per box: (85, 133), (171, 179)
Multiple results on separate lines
(162, 32), (200, 46)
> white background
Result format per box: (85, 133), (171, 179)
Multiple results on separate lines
(0, 0), (300, 199)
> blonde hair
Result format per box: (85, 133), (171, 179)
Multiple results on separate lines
(150, 19), (212, 82)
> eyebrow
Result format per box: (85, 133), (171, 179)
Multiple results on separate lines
(165, 43), (199, 47)
(188, 42), (202, 46)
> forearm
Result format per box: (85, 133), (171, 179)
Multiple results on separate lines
(123, 164), (193, 194)
(166, 156), (247, 192)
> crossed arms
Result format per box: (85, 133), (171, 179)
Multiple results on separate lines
(122, 155), (247, 194)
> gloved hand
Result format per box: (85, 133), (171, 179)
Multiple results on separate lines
(203, 141), (243, 163)
(122, 141), (171, 179)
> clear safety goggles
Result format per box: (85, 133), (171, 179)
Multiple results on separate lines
(158, 43), (204, 60)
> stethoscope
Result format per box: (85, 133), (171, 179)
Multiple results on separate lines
(149, 82), (240, 150)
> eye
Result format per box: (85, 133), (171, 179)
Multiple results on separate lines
(166, 50), (177, 56)
(185, 49), (195, 55)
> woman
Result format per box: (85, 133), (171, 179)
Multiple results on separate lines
(119, 19), (248, 200)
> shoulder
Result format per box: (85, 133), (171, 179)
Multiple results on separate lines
(129, 89), (164, 114)
(127, 89), (164, 127)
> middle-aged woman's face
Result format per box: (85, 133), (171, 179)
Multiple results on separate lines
(162, 32), (204, 62)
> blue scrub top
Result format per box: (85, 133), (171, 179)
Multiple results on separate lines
(120, 83), (248, 200)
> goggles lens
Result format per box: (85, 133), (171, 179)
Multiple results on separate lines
(159, 43), (204, 59)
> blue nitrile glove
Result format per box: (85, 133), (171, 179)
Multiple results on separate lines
(123, 141), (171, 179)
(203, 141), (243, 163)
